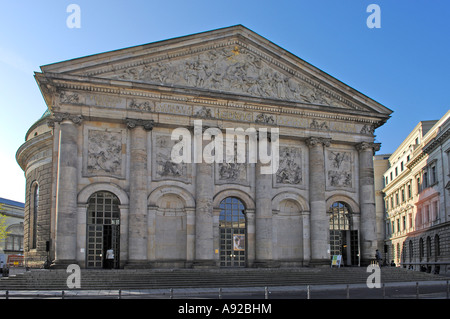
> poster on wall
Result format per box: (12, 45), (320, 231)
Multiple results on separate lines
(233, 234), (245, 251)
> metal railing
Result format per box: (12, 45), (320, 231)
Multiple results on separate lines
(1, 281), (449, 299)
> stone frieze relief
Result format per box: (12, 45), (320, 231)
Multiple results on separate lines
(112, 45), (346, 108)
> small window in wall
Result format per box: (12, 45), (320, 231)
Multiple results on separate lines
(431, 165), (436, 184)
(30, 182), (39, 249)
(419, 238), (424, 261)
(409, 240), (413, 262)
(423, 171), (428, 188)
(435, 235), (440, 260)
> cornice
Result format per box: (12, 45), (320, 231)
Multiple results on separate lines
(423, 126), (450, 154)
(16, 131), (53, 171)
(39, 74), (388, 128)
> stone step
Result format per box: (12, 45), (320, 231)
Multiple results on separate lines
(0, 267), (446, 290)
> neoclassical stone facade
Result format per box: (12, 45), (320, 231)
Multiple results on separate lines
(383, 111), (450, 274)
(16, 25), (392, 269)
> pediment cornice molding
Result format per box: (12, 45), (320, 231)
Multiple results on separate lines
(39, 26), (391, 118)
(39, 74), (385, 131)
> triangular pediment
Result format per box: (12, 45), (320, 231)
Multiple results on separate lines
(39, 25), (392, 116)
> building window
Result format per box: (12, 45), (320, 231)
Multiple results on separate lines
(435, 235), (440, 260)
(401, 161), (404, 171)
(433, 201), (438, 221)
(401, 189), (405, 202)
(409, 213), (413, 230)
(417, 208), (422, 227)
(30, 182), (39, 249)
(395, 167), (398, 177)
(409, 240), (413, 263)
(419, 238), (424, 262)
(416, 177), (421, 194)
(431, 165), (436, 185)
(408, 184), (411, 199)
(402, 216), (406, 231)
(423, 171), (428, 188)
(426, 236), (432, 262)
(5, 229), (24, 252)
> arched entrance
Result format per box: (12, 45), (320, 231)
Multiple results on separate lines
(219, 197), (246, 267)
(329, 202), (359, 266)
(86, 191), (120, 269)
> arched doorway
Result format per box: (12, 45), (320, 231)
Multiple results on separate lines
(219, 197), (246, 267)
(86, 191), (120, 269)
(329, 201), (359, 266)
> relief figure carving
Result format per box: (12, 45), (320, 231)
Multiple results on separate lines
(87, 131), (122, 175)
(112, 45), (344, 107)
(327, 151), (352, 188)
(276, 147), (302, 185)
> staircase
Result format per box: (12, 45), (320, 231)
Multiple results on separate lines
(0, 267), (447, 290)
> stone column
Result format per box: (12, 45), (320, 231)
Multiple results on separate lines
(147, 206), (157, 263)
(306, 137), (331, 266)
(186, 208), (196, 266)
(52, 114), (82, 268)
(356, 142), (381, 265)
(246, 209), (256, 267)
(254, 161), (273, 267)
(301, 211), (311, 266)
(118, 204), (129, 269)
(186, 207), (195, 267)
(194, 161), (215, 267)
(126, 119), (154, 268)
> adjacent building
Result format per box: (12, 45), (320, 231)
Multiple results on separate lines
(0, 197), (24, 265)
(383, 110), (450, 273)
(16, 25), (392, 269)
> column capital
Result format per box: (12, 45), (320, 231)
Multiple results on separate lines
(355, 141), (381, 153)
(47, 112), (83, 127)
(125, 118), (155, 131)
(305, 136), (331, 148)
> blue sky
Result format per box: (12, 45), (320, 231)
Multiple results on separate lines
(1, 1), (449, 202)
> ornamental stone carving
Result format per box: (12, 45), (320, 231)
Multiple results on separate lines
(305, 137), (331, 147)
(153, 135), (188, 181)
(360, 124), (374, 135)
(355, 141), (381, 153)
(276, 147), (303, 185)
(47, 112), (83, 127)
(125, 118), (155, 130)
(255, 113), (275, 124)
(59, 91), (80, 104)
(326, 150), (353, 188)
(112, 45), (346, 107)
(129, 99), (153, 112)
(87, 130), (123, 175)
(194, 106), (214, 119)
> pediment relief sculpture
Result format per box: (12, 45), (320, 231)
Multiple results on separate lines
(108, 45), (348, 108)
